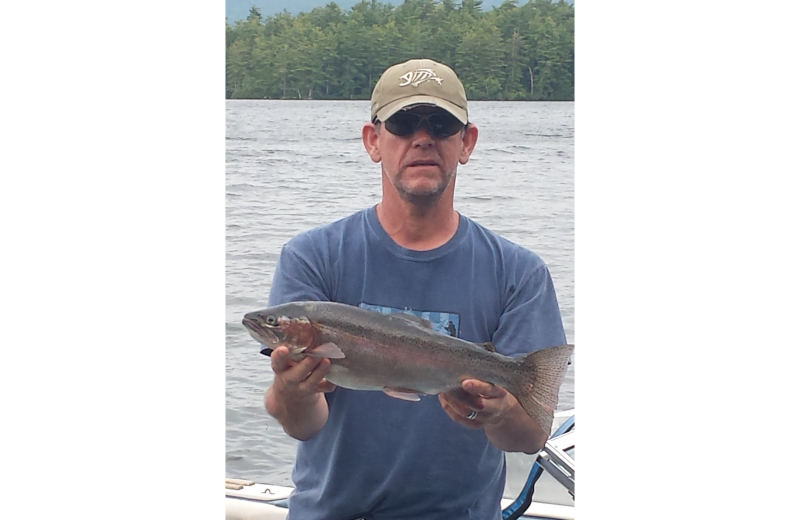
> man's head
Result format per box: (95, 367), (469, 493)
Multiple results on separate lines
(364, 59), (478, 208)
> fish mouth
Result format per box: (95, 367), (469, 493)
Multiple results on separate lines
(242, 314), (279, 345)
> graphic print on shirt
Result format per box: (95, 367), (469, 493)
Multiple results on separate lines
(358, 302), (460, 338)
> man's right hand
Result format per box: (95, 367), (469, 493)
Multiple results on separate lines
(264, 346), (337, 441)
(270, 346), (337, 397)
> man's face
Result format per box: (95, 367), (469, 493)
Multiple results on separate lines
(362, 106), (479, 206)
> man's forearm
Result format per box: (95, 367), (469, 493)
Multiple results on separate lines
(265, 385), (329, 441)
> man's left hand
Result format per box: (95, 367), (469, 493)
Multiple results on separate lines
(439, 379), (516, 429)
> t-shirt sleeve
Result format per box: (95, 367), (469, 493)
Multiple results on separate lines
(268, 240), (332, 306)
(492, 260), (567, 357)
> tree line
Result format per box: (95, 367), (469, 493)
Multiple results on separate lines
(226, 0), (574, 101)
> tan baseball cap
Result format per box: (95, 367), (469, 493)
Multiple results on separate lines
(371, 59), (468, 124)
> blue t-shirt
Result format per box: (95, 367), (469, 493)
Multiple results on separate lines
(266, 206), (566, 520)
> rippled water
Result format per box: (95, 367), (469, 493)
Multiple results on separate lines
(226, 100), (574, 498)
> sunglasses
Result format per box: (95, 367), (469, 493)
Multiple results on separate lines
(378, 111), (466, 138)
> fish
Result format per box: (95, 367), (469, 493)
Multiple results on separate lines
(242, 301), (573, 434)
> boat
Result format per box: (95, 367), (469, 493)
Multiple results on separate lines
(225, 409), (576, 520)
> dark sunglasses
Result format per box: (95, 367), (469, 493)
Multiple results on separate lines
(378, 111), (465, 138)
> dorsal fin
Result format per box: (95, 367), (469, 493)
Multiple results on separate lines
(477, 341), (496, 353)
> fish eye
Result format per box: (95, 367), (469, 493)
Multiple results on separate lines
(266, 315), (278, 326)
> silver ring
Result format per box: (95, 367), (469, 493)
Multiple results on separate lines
(466, 411), (478, 421)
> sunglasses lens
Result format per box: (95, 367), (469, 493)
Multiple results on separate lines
(428, 113), (464, 137)
(384, 112), (419, 137)
(383, 112), (464, 138)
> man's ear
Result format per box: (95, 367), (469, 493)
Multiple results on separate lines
(459, 123), (479, 165)
(362, 122), (382, 164)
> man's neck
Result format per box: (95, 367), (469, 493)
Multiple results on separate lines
(375, 198), (460, 251)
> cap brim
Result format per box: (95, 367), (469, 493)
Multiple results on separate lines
(376, 95), (468, 124)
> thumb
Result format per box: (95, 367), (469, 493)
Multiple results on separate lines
(269, 346), (292, 372)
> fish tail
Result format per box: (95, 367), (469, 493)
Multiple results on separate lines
(511, 344), (573, 435)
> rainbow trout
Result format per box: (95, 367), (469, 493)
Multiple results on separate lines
(242, 301), (573, 434)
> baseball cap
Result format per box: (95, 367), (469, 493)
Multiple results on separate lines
(370, 59), (468, 125)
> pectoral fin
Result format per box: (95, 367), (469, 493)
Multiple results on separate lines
(382, 388), (422, 401)
(305, 342), (346, 359)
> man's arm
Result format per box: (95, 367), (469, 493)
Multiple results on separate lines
(263, 243), (335, 440)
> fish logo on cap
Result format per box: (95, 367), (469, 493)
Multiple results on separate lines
(399, 69), (444, 88)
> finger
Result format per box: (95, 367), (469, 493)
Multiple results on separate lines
(443, 387), (485, 410)
(290, 355), (327, 383)
(462, 379), (507, 399)
(316, 379), (337, 393)
(273, 355), (324, 388)
(439, 395), (484, 429)
(298, 357), (332, 391)
(439, 393), (478, 418)
(462, 381), (517, 423)
(269, 346), (293, 372)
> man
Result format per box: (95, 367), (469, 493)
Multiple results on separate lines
(262, 58), (567, 519)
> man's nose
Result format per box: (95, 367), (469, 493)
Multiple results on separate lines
(410, 124), (435, 147)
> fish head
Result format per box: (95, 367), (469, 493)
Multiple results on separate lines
(242, 309), (286, 348)
(242, 305), (319, 356)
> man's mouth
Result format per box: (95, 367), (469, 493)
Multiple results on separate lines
(407, 160), (439, 167)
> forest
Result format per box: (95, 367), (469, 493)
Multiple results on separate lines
(226, 0), (574, 101)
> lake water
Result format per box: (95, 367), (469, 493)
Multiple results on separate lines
(225, 100), (574, 499)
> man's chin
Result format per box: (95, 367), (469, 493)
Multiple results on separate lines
(397, 186), (446, 207)
(392, 170), (454, 207)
